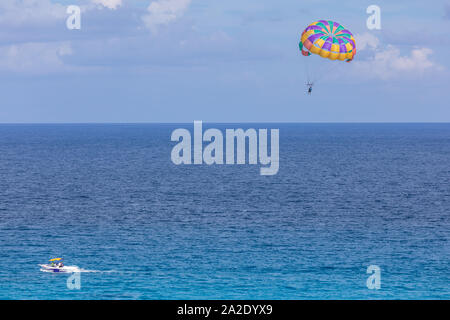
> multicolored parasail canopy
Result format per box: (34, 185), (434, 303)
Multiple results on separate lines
(299, 20), (356, 62)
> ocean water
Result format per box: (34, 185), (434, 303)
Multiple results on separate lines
(0, 123), (449, 300)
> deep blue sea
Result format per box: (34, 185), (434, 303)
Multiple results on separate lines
(0, 123), (449, 299)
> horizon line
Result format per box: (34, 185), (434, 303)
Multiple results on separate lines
(0, 121), (450, 125)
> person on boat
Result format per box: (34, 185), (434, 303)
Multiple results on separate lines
(51, 262), (55, 267)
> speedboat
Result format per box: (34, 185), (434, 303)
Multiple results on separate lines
(39, 264), (78, 273)
(40, 258), (79, 273)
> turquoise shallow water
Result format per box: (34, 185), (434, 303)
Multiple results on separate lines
(0, 123), (449, 299)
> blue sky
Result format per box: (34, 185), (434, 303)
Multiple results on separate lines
(0, 0), (449, 122)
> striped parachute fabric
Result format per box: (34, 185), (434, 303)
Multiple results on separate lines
(299, 20), (356, 62)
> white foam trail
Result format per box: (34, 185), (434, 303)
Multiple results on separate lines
(76, 268), (118, 273)
(39, 266), (119, 273)
(39, 264), (128, 274)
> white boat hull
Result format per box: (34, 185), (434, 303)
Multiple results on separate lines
(39, 264), (79, 273)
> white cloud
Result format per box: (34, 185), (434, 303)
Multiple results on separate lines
(0, 0), (123, 29)
(0, 42), (73, 74)
(389, 47), (434, 72)
(92, 0), (122, 10)
(354, 45), (442, 80)
(352, 33), (443, 80)
(0, 0), (66, 27)
(355, 33), (379, 51)
(142, 0), (191, 32)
